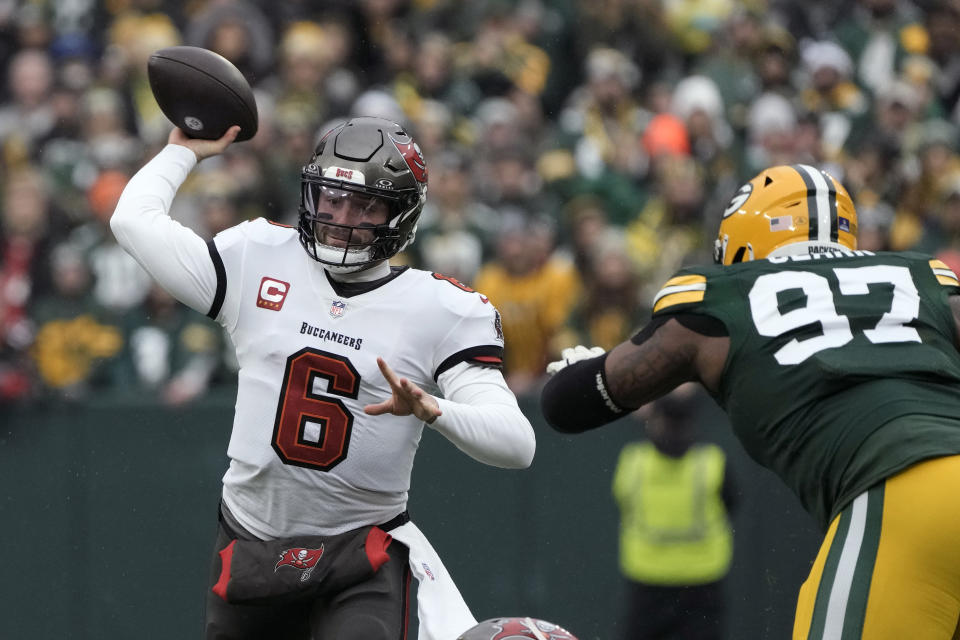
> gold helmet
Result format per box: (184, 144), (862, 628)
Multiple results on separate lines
(714, 164), (857, 265)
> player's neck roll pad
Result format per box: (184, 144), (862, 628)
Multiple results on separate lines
(212, 525), (393, 605)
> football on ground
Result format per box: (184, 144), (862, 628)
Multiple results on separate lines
(148, 45), (258, 141)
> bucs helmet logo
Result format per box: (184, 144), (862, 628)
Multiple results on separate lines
(389, 134), (428, 184)
(275, 545), (324, 582)
(489, 618), (575, 640)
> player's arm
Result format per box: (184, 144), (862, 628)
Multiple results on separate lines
(365, 359), (535, 469)
(431, 362), (536, 469)
(540, 315), (727, 433)
(109, 126), (239, 314)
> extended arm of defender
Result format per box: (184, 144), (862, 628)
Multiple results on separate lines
(540, 317), (723, 433)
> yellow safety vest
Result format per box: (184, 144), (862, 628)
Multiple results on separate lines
(612, 442), (733, 585)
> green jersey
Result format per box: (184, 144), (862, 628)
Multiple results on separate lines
(652, 250), (960, 527)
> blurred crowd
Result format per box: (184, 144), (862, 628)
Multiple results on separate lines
(2, 0), (960, 404)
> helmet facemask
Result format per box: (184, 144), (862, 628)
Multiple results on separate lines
(299, 180), (417, 272)
(297, 117), (428, 273)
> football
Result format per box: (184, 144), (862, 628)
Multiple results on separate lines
(148, 45), (258, 141)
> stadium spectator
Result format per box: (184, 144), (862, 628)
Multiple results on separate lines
(184, 0), (275, 82)
(798, 40), (869, 161)
(559, 232), (645, 352)
(29, 242), (122, 399)
(114, 283), (224, 406)
(264, 18), (359, 124)
(832, 0), (926, 96)
(890, 118), (960, 250)
(390, 31), (481, 123)
(104, 12), (181, 145)
(670, 74), (737, 177)
(0, 47), (56, 162)
(751, 21), (797, 102)
(474, 211), (580, 394)
(0, 166), (64, 401)
(922, 3), (960, 121)
(559, 194), (617, 275)
(692, 8), (763, 132)
(70, 170), (153, 315)
(558, 47), (648, 184)
(744, 91), (799, 175)
(77, 86), (142, 171)
(625, 154), (712, 299)
(413, 150), (498, 283)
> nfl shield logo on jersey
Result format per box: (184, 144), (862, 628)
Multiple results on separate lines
(329, 300), (346, 319)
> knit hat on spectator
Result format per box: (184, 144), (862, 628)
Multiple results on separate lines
(748, 92), (797, 140)
(801, 41), (853, 78)
(585, 48), (640, 89)
(642, 113), (690, 157)
(87, 171), (129, 223)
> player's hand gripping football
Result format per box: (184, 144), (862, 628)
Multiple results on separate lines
(169, 124), (241, 161)
(545, 345), (606, 375)
(364, 357), (442, 424)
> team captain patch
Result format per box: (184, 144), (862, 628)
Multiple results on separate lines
(257, 277), (290, 311)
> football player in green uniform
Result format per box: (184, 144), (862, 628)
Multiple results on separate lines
(541, 164), (960, 640)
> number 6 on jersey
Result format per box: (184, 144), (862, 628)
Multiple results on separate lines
(271, 348), (360, 471)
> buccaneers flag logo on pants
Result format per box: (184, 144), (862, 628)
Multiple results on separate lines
(275, 545), (325, 582)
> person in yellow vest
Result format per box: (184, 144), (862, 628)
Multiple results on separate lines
(612, 384), (736, 640)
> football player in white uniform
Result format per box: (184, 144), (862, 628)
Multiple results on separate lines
(111, 117), (536, 640)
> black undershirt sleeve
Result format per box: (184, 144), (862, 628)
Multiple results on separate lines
(631, 312), (728, 346)
(540, 352), (630, 434)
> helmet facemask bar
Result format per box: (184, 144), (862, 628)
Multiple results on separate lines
(298, 178), (416, 271)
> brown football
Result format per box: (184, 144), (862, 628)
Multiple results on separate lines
(148, 46), (258, 141)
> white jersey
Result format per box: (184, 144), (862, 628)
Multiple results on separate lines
(111, 145), (535, 543)
(212, 218), (506, 537)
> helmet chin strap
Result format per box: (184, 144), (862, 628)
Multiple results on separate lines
(322, 253), (391, 281)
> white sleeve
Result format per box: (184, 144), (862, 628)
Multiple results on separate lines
(431, 362), (535, 469)
(110, 144), (219, 315)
